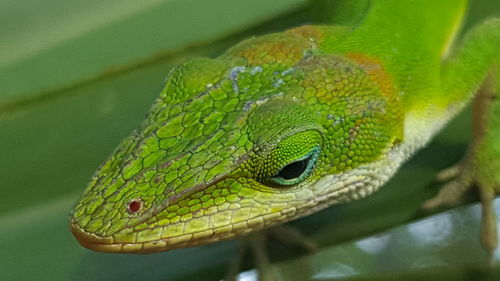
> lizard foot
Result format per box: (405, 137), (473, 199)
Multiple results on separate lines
(423, 157), (499, 264)
(422, 161), (474, 210)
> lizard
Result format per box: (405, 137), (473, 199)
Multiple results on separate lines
(69, 0), (500, 275)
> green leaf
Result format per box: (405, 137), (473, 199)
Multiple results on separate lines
(258, 199), (500, 281)
(0, 0), (306, 102)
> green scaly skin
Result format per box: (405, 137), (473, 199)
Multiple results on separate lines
(70, 0), (500, 255)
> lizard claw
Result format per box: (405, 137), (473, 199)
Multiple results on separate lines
(435, 164), (462, 182)
(423, 162), (474, 210)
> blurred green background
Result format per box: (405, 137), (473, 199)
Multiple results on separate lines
(1, 0), (499, 280)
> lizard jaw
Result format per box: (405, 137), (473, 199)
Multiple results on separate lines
(70, 218), (239, 254)
(70, 220), (122, 253)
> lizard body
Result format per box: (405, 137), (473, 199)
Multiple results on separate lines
(70, 0), (500, 257)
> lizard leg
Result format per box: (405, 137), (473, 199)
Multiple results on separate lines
(471, 73), (500, 262)
(226, 238), (249, 281)
(424, 17), (499, 259)
(225, 226), (317, 281)
(268, 224), (318, 252)
(424, 76), (500, 259)
(246, 231), (277, 281)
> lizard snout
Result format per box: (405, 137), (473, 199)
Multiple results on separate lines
(70, 220), (120, 253)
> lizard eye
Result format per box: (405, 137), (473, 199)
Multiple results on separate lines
(127, 199), (142, 214)
(254, 129), (322, 187)
(269, 146), (320, 186)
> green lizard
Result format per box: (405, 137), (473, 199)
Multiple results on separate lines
(70, 0), (499, 272)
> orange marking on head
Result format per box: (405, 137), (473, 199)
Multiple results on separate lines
(346, 53), (404, 141)
(345, 53), (396, 99)
(228, 33), (311, 66)
(286, 25), (326, 44)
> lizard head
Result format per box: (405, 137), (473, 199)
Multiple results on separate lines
(70, 27), (403, 253)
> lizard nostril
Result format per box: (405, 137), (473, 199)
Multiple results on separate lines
(127, 199), (142, 214)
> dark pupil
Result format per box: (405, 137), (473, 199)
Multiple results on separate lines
(276, 156), (310, 180)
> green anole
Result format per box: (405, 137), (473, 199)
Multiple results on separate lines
(70, 0), (499, 269)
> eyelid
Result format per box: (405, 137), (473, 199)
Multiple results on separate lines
(269, 145), (320, 186)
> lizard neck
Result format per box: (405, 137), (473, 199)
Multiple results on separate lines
(401, 95), (468, 160)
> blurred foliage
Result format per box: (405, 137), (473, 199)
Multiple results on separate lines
(0, 0), (499, 280)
